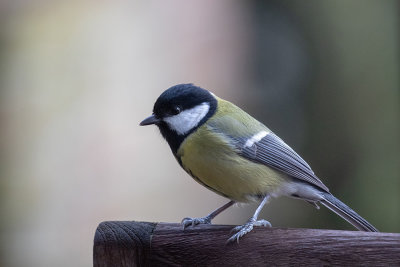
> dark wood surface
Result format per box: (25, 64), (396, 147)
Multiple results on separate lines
(94, 221), (400, 266)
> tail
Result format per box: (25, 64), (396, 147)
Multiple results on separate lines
(320, 192), (378, 232)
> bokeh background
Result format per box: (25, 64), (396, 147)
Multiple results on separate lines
(1, 0), (399, 266)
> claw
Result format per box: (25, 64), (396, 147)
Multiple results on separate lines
(254, 219), (271, 227)
(227, 218), (271, 243)
(181, 216), (211, 229)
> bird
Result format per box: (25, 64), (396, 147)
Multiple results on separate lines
(140, 83), (378, 242)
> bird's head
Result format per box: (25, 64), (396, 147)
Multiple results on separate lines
(140, 84), (217, 153)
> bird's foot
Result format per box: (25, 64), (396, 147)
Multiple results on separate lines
(227, 218), (271, 243)
(181, 216), (212, 229)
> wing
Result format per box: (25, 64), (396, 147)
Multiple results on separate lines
(239, 132), (329, 192)
(207, 100), (329, 192)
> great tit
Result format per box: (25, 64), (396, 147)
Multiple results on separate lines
(140, 83), (378, 242)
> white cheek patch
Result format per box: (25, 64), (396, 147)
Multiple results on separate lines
(245, 131), (268, 147)
(163, 102), (210, 135)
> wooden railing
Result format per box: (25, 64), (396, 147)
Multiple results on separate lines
(93, 221), (400, 266)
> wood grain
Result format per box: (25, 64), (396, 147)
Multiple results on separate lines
(93, 221), (400, 266)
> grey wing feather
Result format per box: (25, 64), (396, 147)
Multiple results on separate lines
(240, 132), (329, 192)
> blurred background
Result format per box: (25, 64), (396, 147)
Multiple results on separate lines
(0, 0), (399, 266)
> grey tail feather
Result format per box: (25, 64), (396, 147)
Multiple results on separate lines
(320, 192), (378, 232)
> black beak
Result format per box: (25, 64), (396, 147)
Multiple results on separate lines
(140, 115), (160, 126)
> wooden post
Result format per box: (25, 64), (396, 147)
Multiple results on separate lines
(94, 221), (400, 266)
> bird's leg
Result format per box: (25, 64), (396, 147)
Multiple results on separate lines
(182, 200), (235, 229)
(228, 195), (271, 243)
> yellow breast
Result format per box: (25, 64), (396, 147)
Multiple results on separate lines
(177, 125), (287, 202)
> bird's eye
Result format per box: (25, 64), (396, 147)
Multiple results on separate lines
(171, 106), (181, 115)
